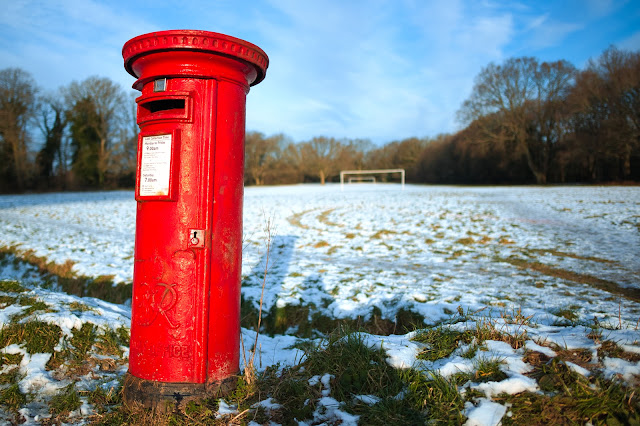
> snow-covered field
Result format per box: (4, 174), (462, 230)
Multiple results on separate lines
(1, 184), (639, 424)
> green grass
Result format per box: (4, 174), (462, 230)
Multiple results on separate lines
(0, 245), (132, 304)
(0, 320), (62, 354)
(500, 357), (640, 425)
(473, 357), (508, 382)
(403, 369), (467, 424)
(0, 280), (27, 293)
(49, 382), (82, 418)
(0, 383), (28, 412)
(413, 326), (474, 361)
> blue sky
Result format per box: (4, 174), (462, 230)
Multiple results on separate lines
(1, 0), (639, 144)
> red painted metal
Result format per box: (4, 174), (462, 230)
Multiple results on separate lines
(122, 30), (268, 406)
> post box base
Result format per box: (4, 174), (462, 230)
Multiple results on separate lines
(122, 373), (237, 412)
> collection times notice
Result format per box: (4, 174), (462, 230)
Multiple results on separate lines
(139, 134), (172, 197)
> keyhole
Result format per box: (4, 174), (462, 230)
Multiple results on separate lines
(190, 231), (199, 245)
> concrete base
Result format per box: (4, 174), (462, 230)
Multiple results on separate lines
(122, 372), (237, 412)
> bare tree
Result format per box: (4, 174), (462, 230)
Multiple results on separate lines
(36, 91), (68, 189)
(569, 47), (640, 180)
(458, 57), (575, 183)
(245, 131), (283, 185)
(108, 90), (138, 186)
(0, 68), (38, 191)
(299, 136), (343, 184)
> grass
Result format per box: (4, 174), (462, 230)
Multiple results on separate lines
(249, 301), (426, 337)
(499, 357), (640, 425)
(0, 298), (637, 425)
(413, 326), (474, 361)
(0, 280), (27, 293)
(2, 219), (640, 423)
(49, 382), (82, 418)
(0, 320), (62, 354)
(501, 256), (640, 303)
(473, 356), (508, 382)
(0, 245), (132, 304)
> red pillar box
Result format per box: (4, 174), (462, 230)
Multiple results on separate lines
(121, 30), (268, 408)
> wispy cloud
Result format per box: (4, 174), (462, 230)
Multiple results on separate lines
(247, 0), (515, 141)
(0, 0), (637, 144)
(619, 30), (640, 51)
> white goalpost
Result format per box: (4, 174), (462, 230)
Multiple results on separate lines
(340, 169), (405, 190)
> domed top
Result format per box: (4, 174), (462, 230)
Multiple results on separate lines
(123, 30), (269, 86)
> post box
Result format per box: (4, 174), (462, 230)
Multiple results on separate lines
(121, 30), (268, 409)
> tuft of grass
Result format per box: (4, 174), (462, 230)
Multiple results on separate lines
(68, 301), (96, 313)
(0, 383), (27, 412)
(11, 297), (53, 321)
(49, 382), (82, 417)
(95, 327), (128, 357)
(0, 320), (62, 354)
(0, 364), (23, 385)
(551, 306), (580, 324)
(455, 237), (475, 245)
(597, 340), (640, 362)
(371, 229), (397, 240)
(0, 280), (27, 293)
(0, 352), (23, 369)
(255, 328), (425, 424)
(69, 322), (97, 361)
(503, 357), (640, 424)
(500, 306), (534, 326)
(403, 369), (467, 424)
(473, 357), (508, 383)
(259, 366), (318, 423)
(413, 326), (474, 361)
(88, 384), (122, 414)
(473, 317), (527, 350)
(353, 396), (427, 425)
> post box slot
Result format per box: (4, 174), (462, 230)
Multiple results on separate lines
(141, 99), (185, 114)
(136, 93), (191, 124)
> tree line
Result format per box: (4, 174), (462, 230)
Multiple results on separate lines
(0, 71), (137, 193)
(245, 46), (640, 186)
(1, 46), (638, 193)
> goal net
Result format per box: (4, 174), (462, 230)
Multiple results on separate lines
(347, 176), (376, 184)
(340, 169), (405, 190)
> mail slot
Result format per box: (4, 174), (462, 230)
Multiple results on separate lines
(121, 29), (268, 409)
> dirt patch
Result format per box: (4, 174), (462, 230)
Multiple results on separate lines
(503, 258), (640, 303)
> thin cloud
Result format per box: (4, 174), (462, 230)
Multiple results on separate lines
(0, 0), (637, 144)
(619, 30), (640, 51)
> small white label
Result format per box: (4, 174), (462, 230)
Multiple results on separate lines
(139, 134), (172, 197)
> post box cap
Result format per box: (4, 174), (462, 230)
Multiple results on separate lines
(123, 30), (269, 86)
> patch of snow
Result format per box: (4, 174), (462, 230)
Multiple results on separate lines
(353, 394), (381, 405)
(464, 398), (507, 426)
(602, 357), (640, 384)
(470, 375), (538, 398)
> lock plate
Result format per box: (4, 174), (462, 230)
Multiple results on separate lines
(189, 229), (205, 248)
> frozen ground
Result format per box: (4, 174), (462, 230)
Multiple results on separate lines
(0, 184), (639, 424)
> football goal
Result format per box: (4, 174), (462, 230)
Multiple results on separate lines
(340, 169), (405, 190)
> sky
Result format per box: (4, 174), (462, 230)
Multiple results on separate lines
(1, 0), (639, 145)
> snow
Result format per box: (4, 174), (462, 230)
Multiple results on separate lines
(524, 340), (557, 357)
(18, 353), (60, 395)
(1, 184), (640, 423)
(471, 375), (539, 398)
(464, 399), (507, 426)
(353, 394), (381, 405)
(602, 357), (640, 384)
